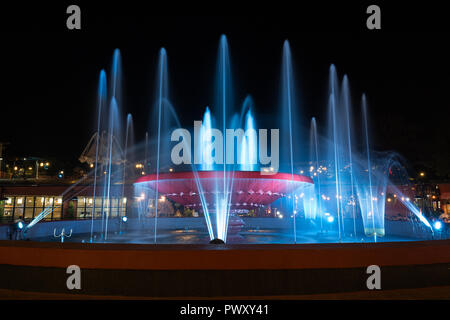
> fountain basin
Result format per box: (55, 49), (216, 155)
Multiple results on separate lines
(0, 240), (449, 298)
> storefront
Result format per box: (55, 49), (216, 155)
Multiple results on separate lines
(0, 184), (133, 223)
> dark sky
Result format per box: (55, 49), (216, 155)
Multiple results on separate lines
(0, 3), (448, 175)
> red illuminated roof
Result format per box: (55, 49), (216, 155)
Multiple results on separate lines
(135, 171), (313, 211)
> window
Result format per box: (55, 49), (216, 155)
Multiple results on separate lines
(3, 197), (14, 217)
(25, 197), (35, 219)
(35, 197), (45, 208)
(52, 206), (62, 219)
(15, 197), (24, 219)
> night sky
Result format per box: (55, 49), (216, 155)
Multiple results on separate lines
(0, 3), (448, 177)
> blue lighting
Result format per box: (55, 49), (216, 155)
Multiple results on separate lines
(17, 221), (24, 229)
(122, 216), (128, 223)
(434, 221), (442, 231)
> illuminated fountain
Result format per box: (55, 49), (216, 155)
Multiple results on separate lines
(132, 35), (436, 244)
(135, 36), (313, 243)
(24, 35), (439, 245)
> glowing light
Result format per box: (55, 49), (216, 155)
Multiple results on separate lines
(17, 222), (24, 229)
(39, 162), (44, 167)
(122, 216), (128, 223)
(169, 168), (173, 172)
(123, 198), (127, 204)
(327, 216), (334, 223)
(300, 170), (304, 174)
(89, 163), (94, 168)
(17, 198), (23, 204)
(13, 166), (18, 171)
(387, 198), (392, 202)
(434, 221), (442, 230)
(420, 172), (425, 177)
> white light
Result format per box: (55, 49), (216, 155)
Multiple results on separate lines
(434, 221), (442, 230)
(122, 216), (128, 223)
(327, 216), (334, 223)
(17, 222), (24, 229)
